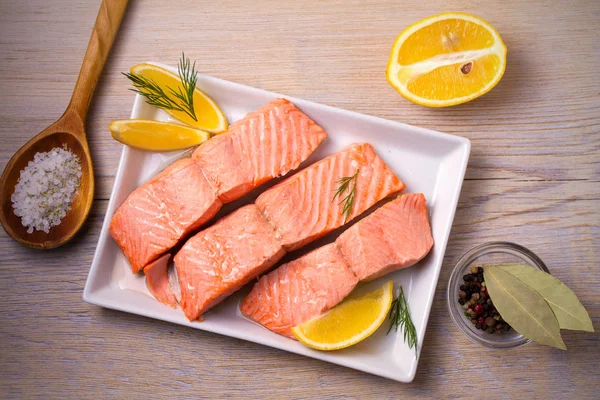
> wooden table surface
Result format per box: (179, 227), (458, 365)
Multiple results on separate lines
(1, 0), (599, 398)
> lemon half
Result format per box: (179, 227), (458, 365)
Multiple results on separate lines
(386, 12), (507, 107)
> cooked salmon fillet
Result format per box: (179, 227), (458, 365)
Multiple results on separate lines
(241, 193), (433, 337)
(174, 205), (285, 321)
(193, 98), (327, 203)
(174, 144), (404, 321)
(110, 158), (222, 273)
(111, 99), (327, 273)
(240, 243), (358, 338)
(255, 143), (406, 251)
(337, 193), (434, 281)
(144, 253), (177, 308)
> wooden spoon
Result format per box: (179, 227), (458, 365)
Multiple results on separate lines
(0, 0), (129, 249)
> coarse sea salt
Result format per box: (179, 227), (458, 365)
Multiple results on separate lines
(11, 147), (82, 234)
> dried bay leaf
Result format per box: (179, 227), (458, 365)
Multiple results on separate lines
(497, 264), (594, 332)
(484, 266), (566, 350)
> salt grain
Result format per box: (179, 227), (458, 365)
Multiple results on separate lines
(11, 147), (82, 233)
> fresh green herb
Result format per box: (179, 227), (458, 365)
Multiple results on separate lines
(494, 264), (594, 332)
(483, 265), (566, 349)
(387, 286), (418, 355)
(123, 52), (198, 121)
(332, 169), (359, 222)
(483, 264), (595, 350)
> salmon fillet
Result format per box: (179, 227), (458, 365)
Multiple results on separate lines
(241, 193), (433, 337)
(111, 99), (327, 273)
(240, 244), (358, 338)
(337, 193), (434, 281)
(110, 158), (222, 273)
(144, 253), (177, 308)
(174, 144), (404, 320)
(255, 143), (406, 251)
(174, 205), (285, 321)
(193, 98), (328, 203)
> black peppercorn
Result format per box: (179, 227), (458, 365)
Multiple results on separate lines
(458, 265), (508, 334)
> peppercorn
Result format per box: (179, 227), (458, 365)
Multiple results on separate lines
(458, 265), (509, 334)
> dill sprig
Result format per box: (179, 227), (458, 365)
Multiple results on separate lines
(387, 286), (418, 355)
(332, 169), (359, 222)
(123, 52), (198, 121)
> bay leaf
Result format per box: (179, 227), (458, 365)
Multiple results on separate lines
(497, 264), (594, 332)
(484, 266), (566, 350)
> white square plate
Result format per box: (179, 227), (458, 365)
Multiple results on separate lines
(83, 63), (470, 383)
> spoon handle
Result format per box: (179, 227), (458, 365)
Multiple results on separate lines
(68, 0), (129, 122)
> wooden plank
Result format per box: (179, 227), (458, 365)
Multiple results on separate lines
(0, 0), (598, 398)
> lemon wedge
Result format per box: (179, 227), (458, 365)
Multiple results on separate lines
(386, 12), (507, 107)
(291, 280), (394, 351)
(130, 63), (228, 133)
(109, 120), (210, 152)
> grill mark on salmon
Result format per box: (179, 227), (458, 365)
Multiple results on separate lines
(193, 98), (327, 203)
(110, 99), (326, 273)
(337, 193), (434, 281)
(174, 205), (285, 321)
(241, 193), (433, 337)
(110, 158), (222, 273)
(144, 253), (177, 308)
(255, 143), (406, 251)
(240, 243), (358, 338)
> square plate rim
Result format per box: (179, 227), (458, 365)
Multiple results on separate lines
(83, 66), (471, 383)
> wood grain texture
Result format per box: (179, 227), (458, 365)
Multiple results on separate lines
(0, 0), (598, 398)
(0, 0), (127, 249)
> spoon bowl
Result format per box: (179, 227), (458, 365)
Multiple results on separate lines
(0, 116), (94, 249)
(0, 0), (128, 249)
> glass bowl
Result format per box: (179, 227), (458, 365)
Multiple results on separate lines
(447, 242), (550, 349)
